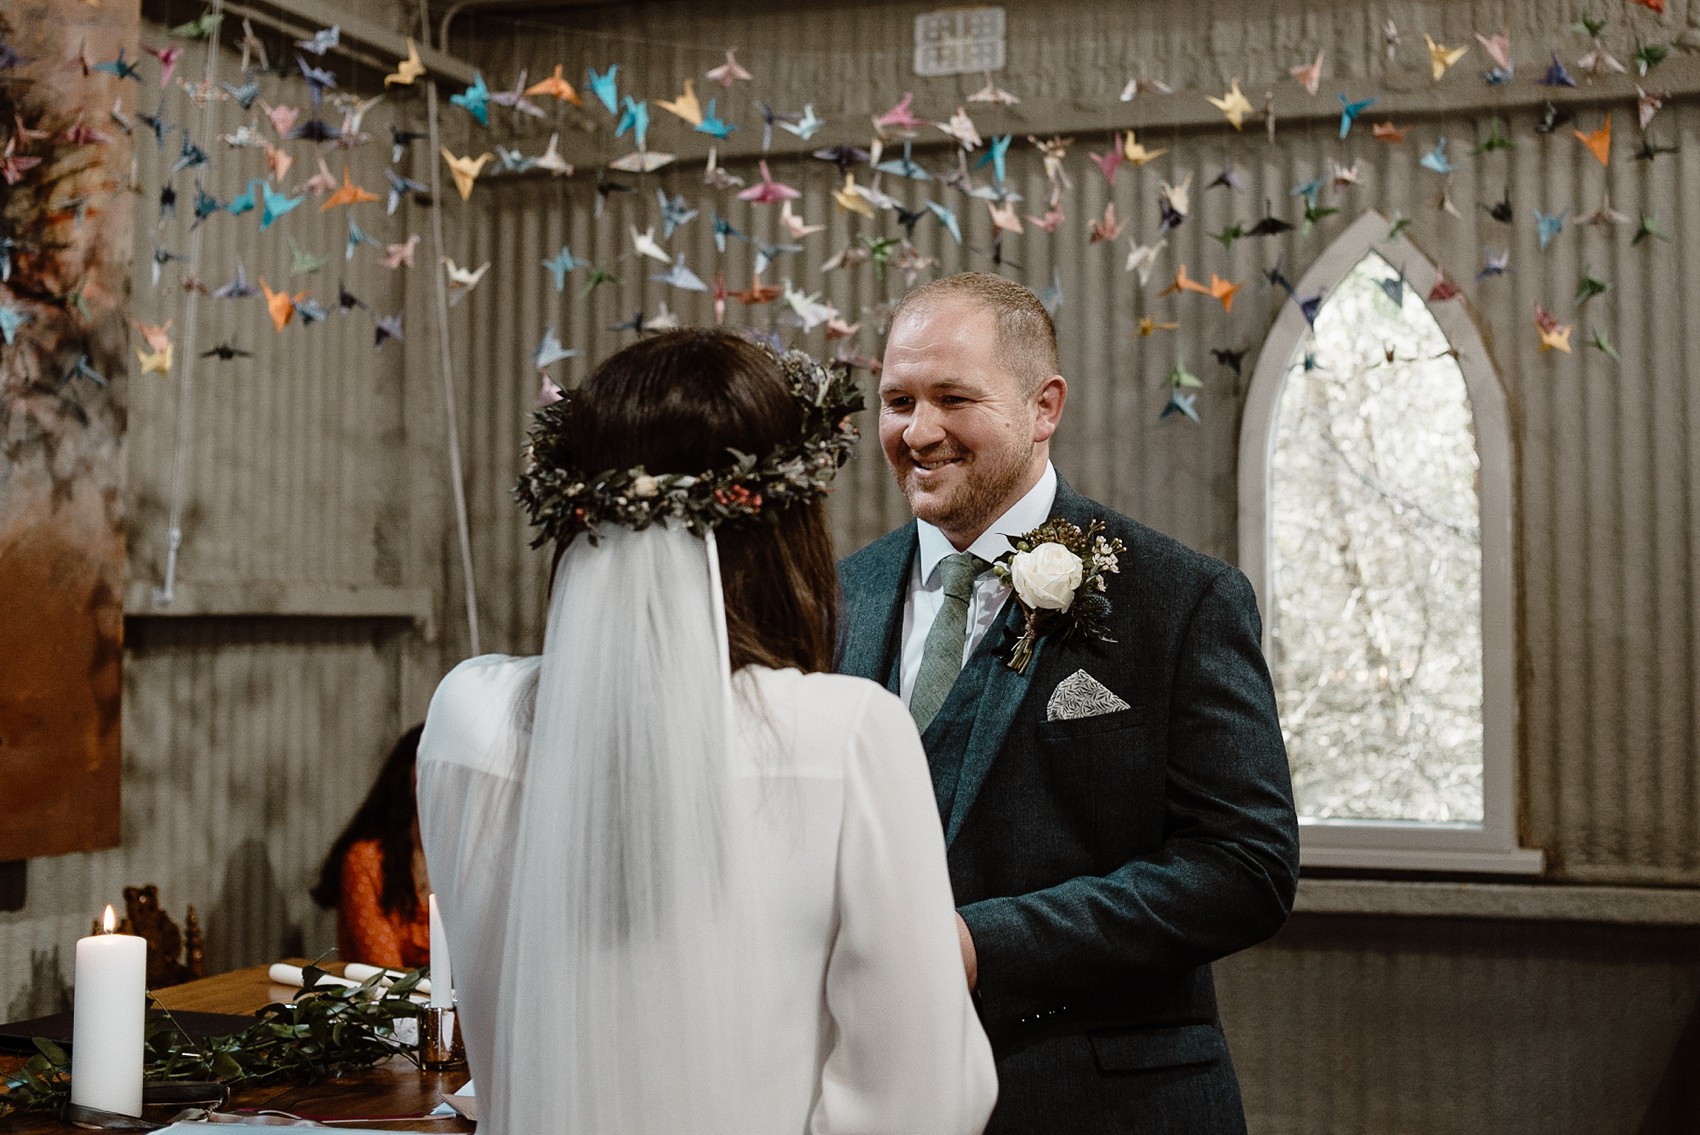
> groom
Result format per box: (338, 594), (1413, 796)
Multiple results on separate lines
(838, 273), (1299, 1134)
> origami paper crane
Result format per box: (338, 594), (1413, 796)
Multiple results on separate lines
(443, 258), (489, 305)
(1211, 347), (1248, 376)
(1124, 237), (1167, 285)
(450, 72), (489, 125)
(1533, 304), (1572, 353)
(738, 160), (800, 203)
(780, 104), (824, 140)
(608, 149), (675, 174)
(136, 340), (174, 376)
(1371, 120), (1406, 144)
(382, 235), (420, 269)
(1534, 208), (1567, 251)
(1427, 271), (1462, 302)
(542, 245), (585, 291)
(1472, 119), (1515, 154)
(969, 72), (1021, 105)
(170, 10), (225, 39)
(1632, 211), (1672, 245)
(831, 174), (875, 217)
(1477, 250), (1511, 279)
(939, 106), (981, 149)
(875, 92), (927, 135)
(976, 133), (1012, 183)
(657, 78), (702, 125)
(1540, 52), (1576, 87)
(321, 165), (377, 210)
(1577, 41), (1625, 78)
(297, 56), (337, 103)
(1206, 79), (1254, 130)
(1577, 195), (1629, 226)
(1574, 271), (1609, 305)
(1121, 129), (1167, 165)
(706, 48), (752, 87)
(386, 38), (424, 87)
(259, 278), (305, 331)
(525, 65), (582, 106)
(1574, 115), (1611, 165)
(652, 254), (708, 292)
(1137, 316), (1180, 338)
(1419, 137), (1455, 173)
(1483, 189), (1513, 224)
(587, 65), (619, 115)
(199, 340), (252, 360)
(1087, 202), (1127, 243)
(1290, 51), (1324, 95)
(1590, 329), (1620, 362)
(616, 96), (650, 149)
(441, 149), (492, 200)
(289, 238), (328, 276)
(630, 224), (670, 263)
(778, 199), (824, 239)
(1339, 94), (1375, 139)
(259, 181), (304, 230)
(1423, 34), (1468, 80)
(1119, 73), (1172, 100)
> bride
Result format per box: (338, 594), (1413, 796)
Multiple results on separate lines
(416, 329), (996, 1134)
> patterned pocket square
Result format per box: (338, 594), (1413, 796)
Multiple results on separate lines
(1046, 669), (1132, 721)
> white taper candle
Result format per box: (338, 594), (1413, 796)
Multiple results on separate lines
(428, 894), (453, 1008)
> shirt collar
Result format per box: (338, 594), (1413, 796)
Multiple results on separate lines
(916, 462), (1058, 585)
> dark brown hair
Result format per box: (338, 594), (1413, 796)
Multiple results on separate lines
(550, 329), (839, 674)
(312, 724), (424, 919)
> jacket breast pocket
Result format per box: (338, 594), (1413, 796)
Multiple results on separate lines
(1089, 1023), (1228, 1072)
(1032, 709), (1164, 854)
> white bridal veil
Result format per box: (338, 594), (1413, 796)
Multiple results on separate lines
(425, 524), (764, 1135)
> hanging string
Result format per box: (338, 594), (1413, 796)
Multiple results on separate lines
(419, 1), (483, 656)
(152, 0), (224, 608)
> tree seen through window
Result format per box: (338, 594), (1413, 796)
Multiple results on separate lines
(1269, 253), (1484, 824)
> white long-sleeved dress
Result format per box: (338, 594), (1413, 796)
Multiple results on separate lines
(417, 655), (996, 1135)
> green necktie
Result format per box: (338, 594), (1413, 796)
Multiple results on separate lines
(910, 552), (988, 732)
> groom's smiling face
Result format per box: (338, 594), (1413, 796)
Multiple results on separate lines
(879, 299), (1063, 549)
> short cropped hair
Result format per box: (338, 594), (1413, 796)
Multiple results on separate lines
(888, 272), (1059, 394)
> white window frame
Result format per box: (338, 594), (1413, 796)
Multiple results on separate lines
(1237, 211), (1542, 875)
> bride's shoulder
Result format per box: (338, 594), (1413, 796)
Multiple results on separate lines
(420, 654), (542, 769)
(744, 668), (908, 733)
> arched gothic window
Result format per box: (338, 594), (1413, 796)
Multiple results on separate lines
(1238, 213), (1540, 873)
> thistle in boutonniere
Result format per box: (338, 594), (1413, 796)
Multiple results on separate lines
(992, 517), (1127, 674)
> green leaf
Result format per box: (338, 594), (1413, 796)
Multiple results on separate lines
(31, 1038), (69, 1067)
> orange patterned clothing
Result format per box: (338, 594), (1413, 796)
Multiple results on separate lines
(336, 838), (430, 969)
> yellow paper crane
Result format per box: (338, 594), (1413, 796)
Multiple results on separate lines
(384, 37), (424, 87)
(1423, 34), (1469, 81)
(831, 174), (875, 218)
(136, 341), (173, 376)
(440, 149), (492, 201)
(656, 78), (703, 125)
(1121, 129), (1167, 166)
(1205, 79), (1254, 131)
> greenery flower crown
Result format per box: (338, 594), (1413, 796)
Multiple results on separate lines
(515, 347), (863, 547)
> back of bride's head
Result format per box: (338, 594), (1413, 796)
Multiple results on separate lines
(549, 329), (840, 674)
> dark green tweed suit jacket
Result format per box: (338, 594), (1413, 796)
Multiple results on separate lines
(838, 476), (1299, 1135)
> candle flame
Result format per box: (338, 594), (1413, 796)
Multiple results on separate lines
(101, 904), (116, 933)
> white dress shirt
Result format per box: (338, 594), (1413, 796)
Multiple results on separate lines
(898, 462), (1059, 705)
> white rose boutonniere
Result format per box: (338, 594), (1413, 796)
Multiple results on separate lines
(993, 518), (1126, 674)
(1010, 543), (1084, 612)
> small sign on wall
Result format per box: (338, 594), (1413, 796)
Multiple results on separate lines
(914, 7), (1005, 77)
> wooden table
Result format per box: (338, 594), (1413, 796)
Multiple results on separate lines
(1, 964), (474, 1132)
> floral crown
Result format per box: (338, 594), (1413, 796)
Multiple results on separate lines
(515, 347), (863, 547)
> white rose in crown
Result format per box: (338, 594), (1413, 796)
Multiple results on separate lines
(1009, 542), (1084, 612)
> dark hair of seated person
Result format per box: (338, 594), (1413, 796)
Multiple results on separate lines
(311, 723), (425, 920)
(549, 328), (839, 675)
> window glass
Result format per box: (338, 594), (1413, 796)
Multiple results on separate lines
(1270, 254), (1483, 824)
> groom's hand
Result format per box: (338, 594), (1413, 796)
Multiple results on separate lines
(956, 913), (978, 990)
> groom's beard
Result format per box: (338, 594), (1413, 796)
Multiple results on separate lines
(893, 435), (1035, 545)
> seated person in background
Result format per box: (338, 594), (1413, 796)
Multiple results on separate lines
(311, 724), (430, 968)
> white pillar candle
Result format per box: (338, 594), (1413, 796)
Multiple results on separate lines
(427, 894), (453, 1008)
(70, 905), (147, 1117)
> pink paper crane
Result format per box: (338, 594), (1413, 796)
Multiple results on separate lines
(737, 160), (801, 204)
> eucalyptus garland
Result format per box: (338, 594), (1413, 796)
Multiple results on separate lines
(516, 346), (863, 548)
(0, 967), (424, 1119)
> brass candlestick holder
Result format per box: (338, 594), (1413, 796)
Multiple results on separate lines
(420, 1004), (466, 1070)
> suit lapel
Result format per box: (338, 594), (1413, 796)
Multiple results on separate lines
(838, 526), (915, 693)
(942, 475), (1100, 845)
(945, 597), (1041, 844)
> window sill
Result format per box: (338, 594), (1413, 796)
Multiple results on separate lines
(1295, 878), (1700, 926)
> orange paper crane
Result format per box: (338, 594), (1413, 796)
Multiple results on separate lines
(1371, 121), (1406, 143)
(1159, 263), (1211, 299)
(526, 64), (583, 105)
(1206, 274), (1240, 313)
(1134, 315), (1179, 337)
(1630, 0), (1664, 11)
(321, 165), (379, 211)
(1575, 115), (1611, 167)
(260, 278), (306, 332)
